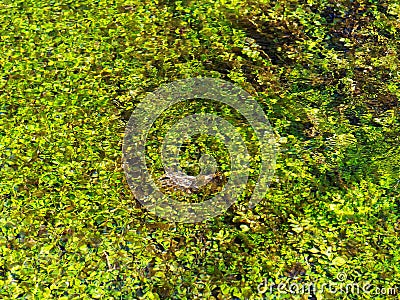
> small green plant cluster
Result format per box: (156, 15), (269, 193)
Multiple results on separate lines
(1, 0), (399, 299)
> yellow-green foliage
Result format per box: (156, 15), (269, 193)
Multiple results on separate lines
(0, 0), (399, 299)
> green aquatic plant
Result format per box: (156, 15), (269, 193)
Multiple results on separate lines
(0, 0), (399, 298)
